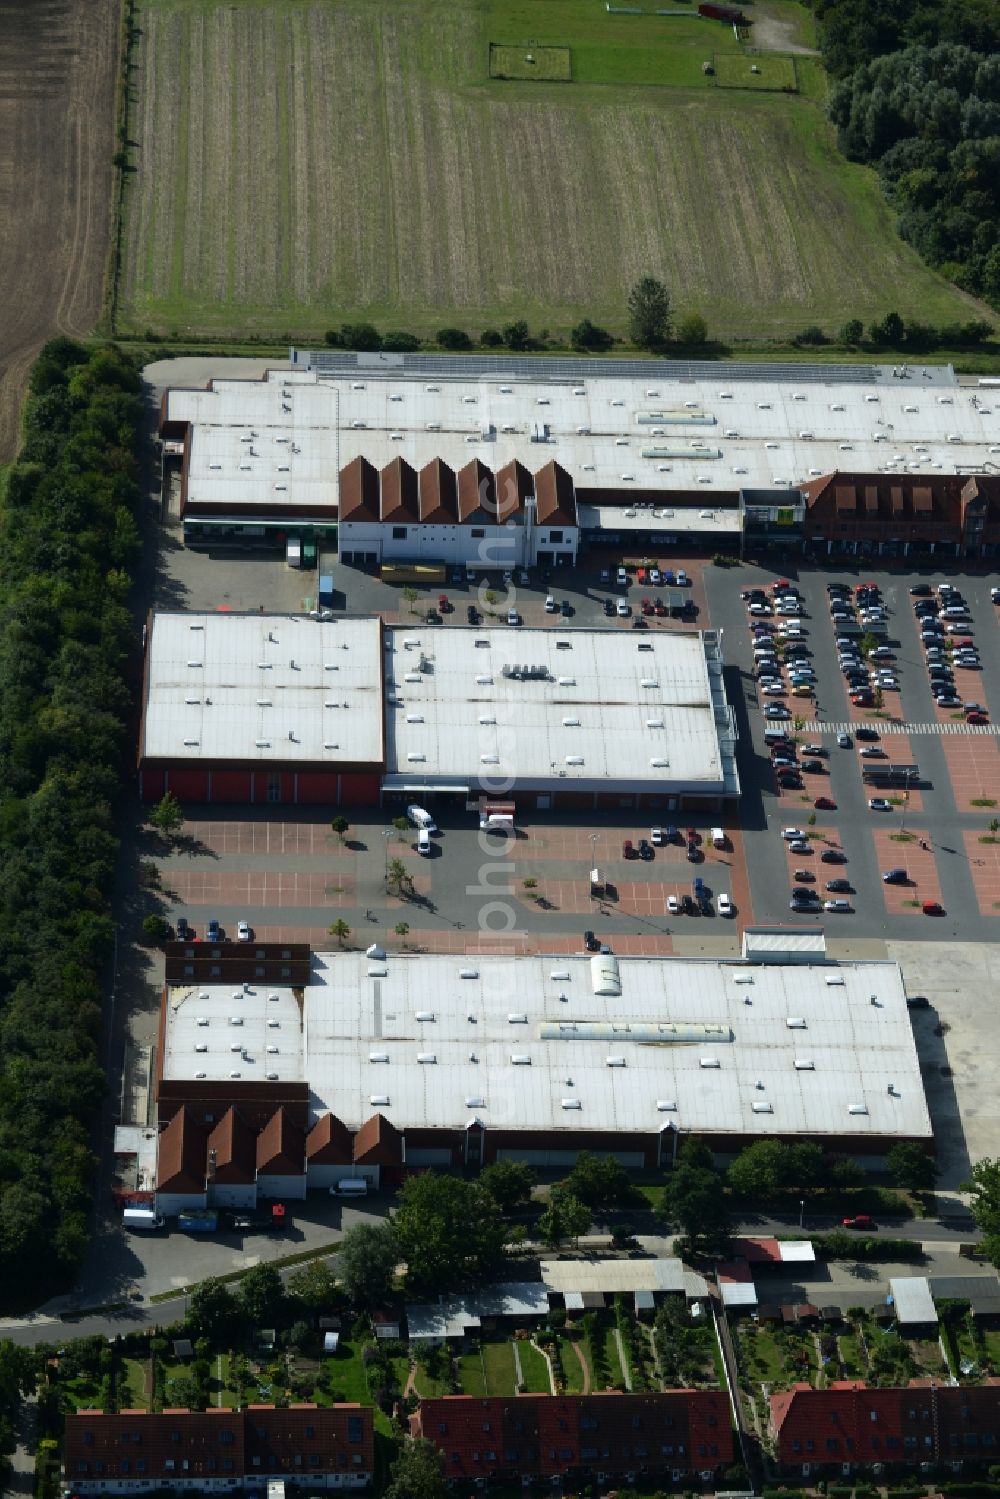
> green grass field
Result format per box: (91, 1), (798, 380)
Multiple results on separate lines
(517, 1340), (552, 1393)
(120, 0), (984, 343)
(714, 53), (797, 90)
(489, 44), (571, 81)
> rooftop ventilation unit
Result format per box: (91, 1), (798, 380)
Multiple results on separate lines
(370, 1095), (390, 1106)
(656, 1100), (677, 1111)
(794, 1059), (815, 1070)
(459, 968), (479, 979)
(417, 1053), (437, 1064)
(606, 1056), (626, 1068)
(699, 1057), (720, 1068)
(415, 1011), (435, 1022)
(561, 1098), (582, 1110)
(510, 1054), (531, 1065)
(508, 1013), (527, 1024)
(752, 1101), (773, 1113)
(466, 1096), (485, 1108)
(848, 1103), (869, 1115)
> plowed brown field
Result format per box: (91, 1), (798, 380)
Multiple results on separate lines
(0, 0), (119, 461)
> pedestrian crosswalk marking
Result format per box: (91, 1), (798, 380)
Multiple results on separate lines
(781, 720), (1000, 736)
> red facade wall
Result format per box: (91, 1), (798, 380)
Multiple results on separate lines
(211, 770), (253, 802)
(165, 768), (211, 800)
(141, 768), (165, 801)
(341, 773), (381, 805)
(297, 773), (341, 805)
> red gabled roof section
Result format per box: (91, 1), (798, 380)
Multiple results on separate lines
(207, 1106), (257, 1184)
(156, 1107), (208, 1195)
(418, 458), (458, 523)
(533, 460), (577, 527)
(457, 460), (497, 522)
(338, 455), (380, 522)
(353, 1112), (403, 1166)
(305, 1112), (354, 1165)
(255, 1108), (305, 1177)
(379, 456), (419, 523)
(495, 459), (533, 524)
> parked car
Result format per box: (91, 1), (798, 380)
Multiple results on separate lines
(825, 879), (852, 893)
(407, 804), (437, 832)
(603, 598), (615, 616)
(793, 868), (815, 882)
(837, 732), (852, 748)
(545, 595), (558, 613)
(820, 849), (847, 863)
(788, 839), (811, 854)
(968, 711), (989, 724)
(843, 1215), (875, 1230)
(237, 920), (251, 942)
(686, 843), (701, 862)
(584, 930), (600, 952)
(764, 705), (791, 720)
(560, 599), (573, 617)
(824, 899), (852, 912)
(507, 608), (521, 626)
(649, 567), (662, 585)
(922, 901), (945, 915)
(638, 838), (654, 861)
(438, 593), (451, 613)
(622, 839), (635, 859)
(717, 894), (733, 917)
(176, 916), (191, 940)
(882, 868), (908, 884)
(650, 827), (664, 846)
(466, 604), (478, 624)
(813, 797), (836, 810)
(676, 569), (688, 586)
(868, 798), (892, 811)
(666, 894), (679, 914)
(616, 599), (630, 617)
(781, 828), (805, 841)
(206, 919), (221, 942)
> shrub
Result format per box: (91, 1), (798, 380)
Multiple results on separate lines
(380, 331), (421, 352)
(570, 318), (613, 352)
(480, 329), (503, 348)
(436, 327), (472, 350)
(794, 323), (830, 345)
(340, 322), (381, 351)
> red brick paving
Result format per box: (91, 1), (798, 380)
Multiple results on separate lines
(941, 734), (1000, 812)
(961, 829), (1000, 916)
(871, 828), (942, 915)
(243, 925), (676, 956)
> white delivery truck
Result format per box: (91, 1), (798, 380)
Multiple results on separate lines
(122, 1207), (165, 1232)
(710, 827), (727, 849)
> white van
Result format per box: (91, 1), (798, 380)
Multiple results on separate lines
(616, 566), (628, 587)
(764, 727), (790, 745)
(406, 804), (437, 832)
(331, 1178), (368, 1197)
(710, 827), (727, 849)
(480, 813), (514, 833)
(123, 1207), (165, 1232)
(417, 828), (431, 855)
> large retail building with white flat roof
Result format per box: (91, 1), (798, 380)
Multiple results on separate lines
(138, 611), (738, 809)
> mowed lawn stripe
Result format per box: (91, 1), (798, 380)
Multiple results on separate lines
(120, 0), (982, 339)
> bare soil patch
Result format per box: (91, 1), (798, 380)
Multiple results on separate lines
(0, 0), (119, 461)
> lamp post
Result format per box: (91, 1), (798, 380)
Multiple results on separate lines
(799, 1198), (805, 1230)
(382, 827), (392, 886)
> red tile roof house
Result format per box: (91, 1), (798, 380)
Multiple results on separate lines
(414, 1391), (732, 1485)
(62, 1404), (374, 1494)
(770, 1380), (1000, 1473)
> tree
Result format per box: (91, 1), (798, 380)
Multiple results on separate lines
(727, 1139), (826, 1199)
(141, 914), (169, 944)
(384, 1438), (448, 1499)
(887, 1142), (938, 1193)
(337, 1222), (398, 1307)
(563, 1151), (636, 1210)
(403, 586), (419, 613)
(627, 276), (671, 347)
(387, 856), (412, 894)
(501, 320), (530, 351)
(538, 1191), (591, 1247)
(330, 815), (349, 842)
(479, 1160), (536, 1213)
(340, 323), (381, 351)
(288, 1259), (338, 1317)
(329, 917), (350, 947)
(150, 791), (184, 838)
(392, 816), (410, 834)
(661, 1137), (730, 1256)
(392, 1174), (509, 1291)
(677, 312), (708, 346)
(965, 1157), (1000, 1266)
(570, 318), (613, 352)
(858, 630), (878, 659)
(868, 311), (905, 346)
(840, 318), (864, 345)
(186, 1278), (239, 1342)
(238, 1263), (284, 1327)
(394, 921), (411, 948)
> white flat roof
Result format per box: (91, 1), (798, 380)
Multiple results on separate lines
(299, 951), (931, 1142)
(384, 625), (732, 794)
(578, 503), (742, 535)
(890, 1276), (938, 1326)
(540, 1257), (685, 1295)
(164, 368), (1000, 506)
(142, 612), (383, 766)
(162, 981), (304, 1084)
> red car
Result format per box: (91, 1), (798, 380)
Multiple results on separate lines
(623, 839), (635, 859)
(773, 578), (791, 592)
(851, 693), (873, 706)
(842, 1214), (875, 1230)
(967, 711), (989, 724)
(922, 901), (945, 916)
(686, 827), (699, 842)
(814, 797), (837, 810)
(636, 567), (648, 584)
(438, 593), (451, 612)
(641, 597), (654, 616)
